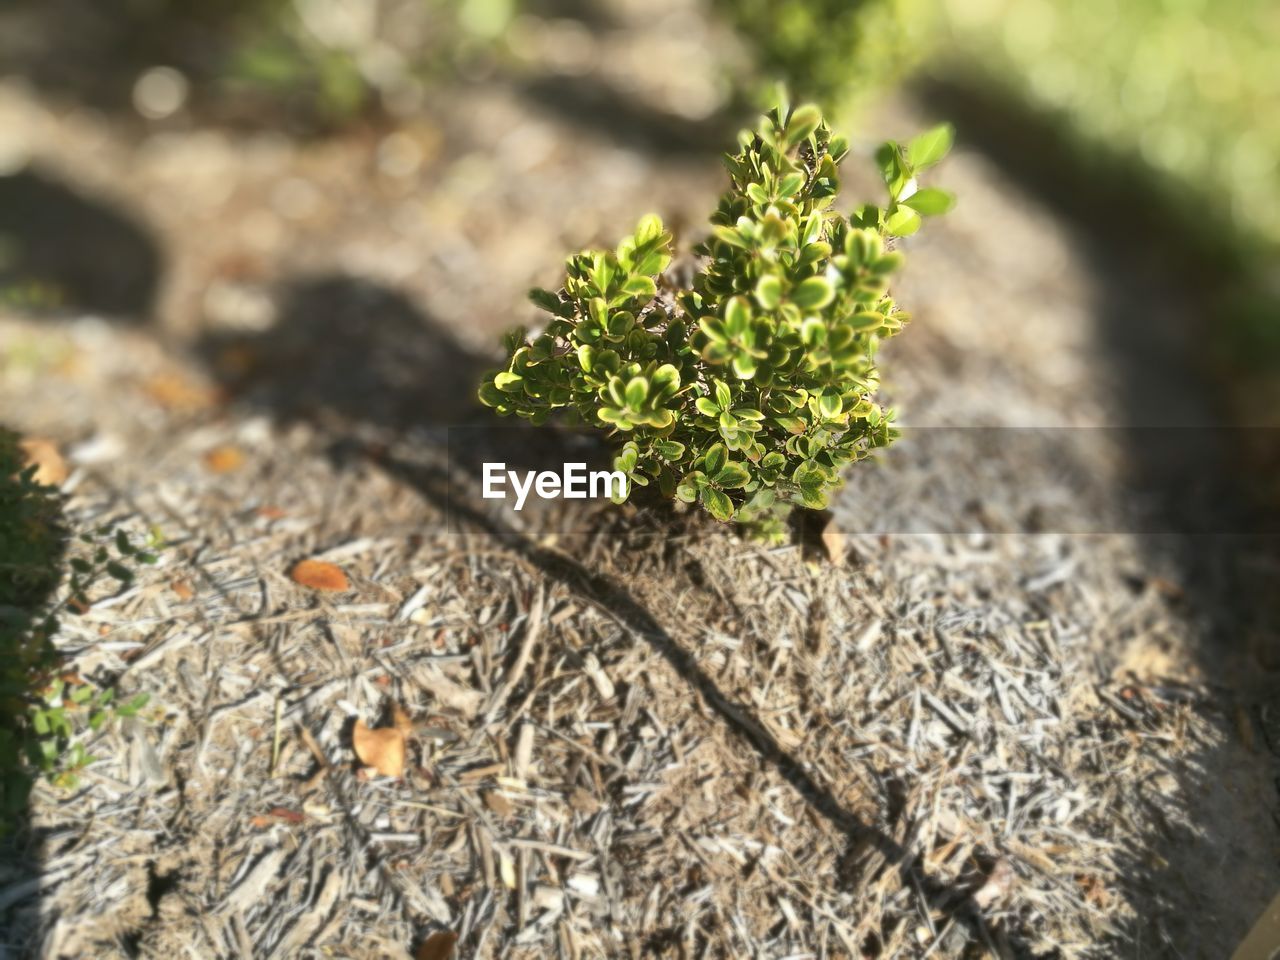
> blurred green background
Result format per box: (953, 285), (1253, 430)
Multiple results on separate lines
(1, 0), (1276, 365)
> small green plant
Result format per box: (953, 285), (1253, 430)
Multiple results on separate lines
(1, 430), (157, 829)
(716, 0), (926, 111)
(479, 99), (953, 542)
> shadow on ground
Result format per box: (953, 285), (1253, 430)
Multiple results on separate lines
(0, 169), (162, 320)
(184, 264), (1043, 955)
(0, 166), (167, 955)
(918, 74), (1280, 953)
(0, 0), (375, 135)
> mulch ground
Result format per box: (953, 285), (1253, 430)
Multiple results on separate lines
(1, 4), (1278, 955)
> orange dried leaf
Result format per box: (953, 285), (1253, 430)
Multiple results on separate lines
(392, 703), (414, 736)
(19, 437), (68, 487)
(171, 579), (195, 600)
(352, 719), (405, 777)
(416, 930), (459, 960)
(290, 559), (349, 592)
(142, 373), (218, 412)
(203, 444), (246, 473)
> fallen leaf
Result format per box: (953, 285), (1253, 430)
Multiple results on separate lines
(19, 437), (68, 486)
(392, 703), (414, 736)
(203, 444), (246, 473)
(484, 791), (514, 817)
(142, 372), (218, 412)
(290, 559), (350, 592)
(820, 515), (847, 565)
(352, 718), (405, 777)
(415, 930), (458, 960)
(171, 579), (195, 600)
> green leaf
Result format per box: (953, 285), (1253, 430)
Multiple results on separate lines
(731, 353), (758, 379)
(675, 473), (703, 503)
(714, 379), (733, 410)
(792, 277), (835, 310)
(755, 274), (783, 310)
(624, 376), (649, 409)
(589, 297), (608, 328)
(907, 123), (955, 169)
(622, 275), (657, 299)
(106, 561), (134, 583)
(115, 529), (134, 556)
(695, 397), (721, 418)
(724, 296), (752, 334)
(699, 317), (729, 344)
(529, 287), (563, 313)
(903, 187), (955, 216)
(785, 104), (822, 147)
(477, 382), (506, 408)
(700, 486), (734, 521)
(117, 693), (150, 718)
(703, 443), (728, 476)
(875, 142), (910, 198)
(777, 171), (805, 198)
(634, 213), (665, 244)
(713, 225), (749, 249)
(650, 363), (680, 401)
(614, 443), (638, 473)
(885, 207), (922, 237)
(493, 371), (523, 392)
(714, 463), (751, 489)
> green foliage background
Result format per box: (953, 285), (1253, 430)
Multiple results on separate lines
(934, 0), (1279, 256)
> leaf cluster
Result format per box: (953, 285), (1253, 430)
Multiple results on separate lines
(479, 101), (953, 541)
(0, 430), (159, 828)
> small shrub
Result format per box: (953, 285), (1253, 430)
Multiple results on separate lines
(715, 0), (925, 110)
(479, 99), (953, 542)
(0, 430), (157, 829)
